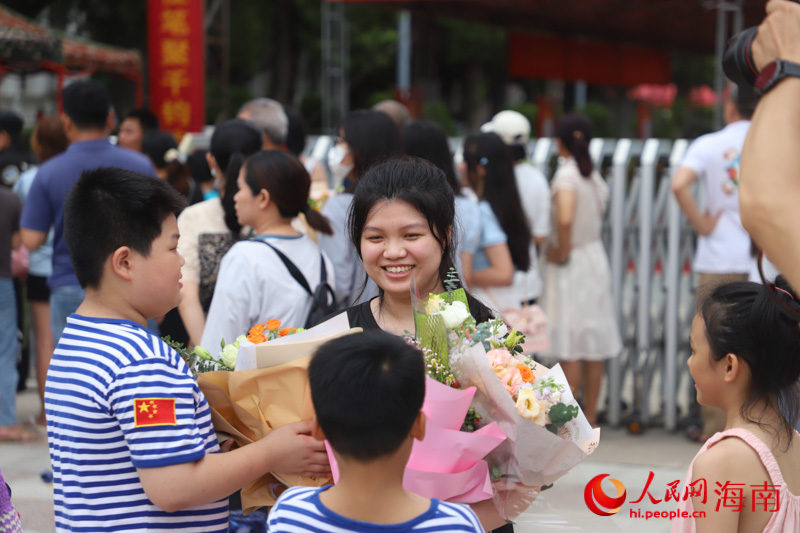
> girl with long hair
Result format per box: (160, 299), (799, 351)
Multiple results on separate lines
(342, 156), (524, 532)
(319, 110), (402, 308)
(672, 277), (800, 532)
(176, 119), (262, 346)
(539, 114), (621, 426)
(201, 151), (333, 346)
(401, 120), (482, 275)
(460, 132), (526, 308)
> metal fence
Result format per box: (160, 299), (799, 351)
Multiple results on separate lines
(304, 134), (702, 433)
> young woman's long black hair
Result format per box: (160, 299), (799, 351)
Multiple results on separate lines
(402, 120), (460, 194)
(557, 114), (594, 178)
(347, 157), (494, 323)
(700, 276), (800, 447)
(341, 110), (402, 192)
(463, 132), (531, 272)
(209, 119), (263, 235)
(243, 151), (332, 235)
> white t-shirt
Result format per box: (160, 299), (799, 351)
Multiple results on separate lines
(201, 234), (334, 347)
(514, 162), (550, 301)
(681, 120), (752, 274)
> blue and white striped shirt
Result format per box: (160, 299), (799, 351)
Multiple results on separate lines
(267, 486), (484, 533)
(45, 314), (228, 532)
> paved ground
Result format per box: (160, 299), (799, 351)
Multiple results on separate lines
(2, 383), (701, 532)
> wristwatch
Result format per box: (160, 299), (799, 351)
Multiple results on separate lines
(755, 59), (800, 95)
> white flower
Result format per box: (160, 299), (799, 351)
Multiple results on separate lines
(194, 346), (213, 361)
(220, 343), (238, 370)
(440, 300), (470, 329)
(516, 387), (549, 426)
(234, 335), (247, 348)
(495, 322), (508, 338)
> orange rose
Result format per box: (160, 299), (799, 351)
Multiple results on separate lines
(249, 323), (266, 336)
(278, 327), (296, 337)
(517, 364), (534, 383)
(266, 319), (282, 332)
(247, 333), (267, 344)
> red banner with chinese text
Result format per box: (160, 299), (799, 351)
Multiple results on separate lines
(147, 0), (205, 139)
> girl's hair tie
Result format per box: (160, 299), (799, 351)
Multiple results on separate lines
(775, 286), (795, 301)
(573, 131), (584, 140)
(479, 157), (488, 165)
(164, 148), (186, 164)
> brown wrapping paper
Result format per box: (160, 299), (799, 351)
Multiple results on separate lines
(195, 325), (361, 513)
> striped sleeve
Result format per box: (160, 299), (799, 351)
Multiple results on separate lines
(108, 340), (208, 468)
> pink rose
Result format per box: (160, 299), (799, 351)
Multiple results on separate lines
(487, 348), (513, 370)
(497, 366), (523, 395)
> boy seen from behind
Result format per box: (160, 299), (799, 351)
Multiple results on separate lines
(47, 168), (329, 532)
(267, 331), (484, 532)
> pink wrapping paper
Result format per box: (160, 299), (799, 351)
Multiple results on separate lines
(326, 377), (506, 503)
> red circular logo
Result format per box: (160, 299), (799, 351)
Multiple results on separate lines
(584, 474), (627, 516)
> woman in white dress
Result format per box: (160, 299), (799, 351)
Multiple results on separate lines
(539, 114), (622, 426)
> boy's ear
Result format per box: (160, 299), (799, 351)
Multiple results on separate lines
(109, 246), (134, 281)
(410, 411), (426, 442)
(310, 416), (326, 442)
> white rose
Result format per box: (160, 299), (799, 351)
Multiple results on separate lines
(220, 343), (238, 370)
(440, 301), (470, 329)
(495, 322), (508, 338)
(234, 334), (247, 348)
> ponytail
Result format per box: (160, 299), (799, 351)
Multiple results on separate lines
(222, 151), (245, 235)
(557, 114), (594, 178)
(304, 206), (334, 235)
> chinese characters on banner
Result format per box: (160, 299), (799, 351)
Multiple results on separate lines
(147, 0), (205, 139)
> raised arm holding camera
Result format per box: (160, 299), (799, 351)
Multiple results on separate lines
(737, 0), (800, 289)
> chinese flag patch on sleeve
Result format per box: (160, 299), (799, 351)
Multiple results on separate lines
(133, 398), (177, 428)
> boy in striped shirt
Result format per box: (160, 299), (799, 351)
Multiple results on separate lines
(267, 331), (484, 532)
(46, 168), (329, 532)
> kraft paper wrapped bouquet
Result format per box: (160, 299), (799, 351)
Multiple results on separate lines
(190, 314), (360, 514)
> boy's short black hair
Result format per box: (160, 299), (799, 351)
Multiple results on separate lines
(124, 108), (160, 132)
(62, 80), (111, 130)
(64, 167), (187, 289)
(309, 331), (425, 461)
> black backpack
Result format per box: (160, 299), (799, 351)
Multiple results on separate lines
(254, 240), (337, 328)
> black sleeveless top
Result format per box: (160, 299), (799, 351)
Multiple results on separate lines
(344, 297), (491, 333)
(345, 300), (381, 331)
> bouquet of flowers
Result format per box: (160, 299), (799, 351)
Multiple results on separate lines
(166, 320), (303, 377)
(411, 274), (600, 521)
(182, 316), (357, 513)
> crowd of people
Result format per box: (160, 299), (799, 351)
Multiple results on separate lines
(2, 1), (800, 528)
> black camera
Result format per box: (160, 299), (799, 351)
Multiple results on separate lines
(723, 0), (799, 87)
(722, 27), (759, 87)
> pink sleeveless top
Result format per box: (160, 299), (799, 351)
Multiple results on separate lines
(671, 428), (800, 533)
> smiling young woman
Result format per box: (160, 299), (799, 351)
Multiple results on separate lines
(342, 157), (493, 337)
(339, 156), (514, 532)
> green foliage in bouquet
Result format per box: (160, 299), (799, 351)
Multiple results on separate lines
(161, 335), (238, 378)
(545, 403), (580, 435)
